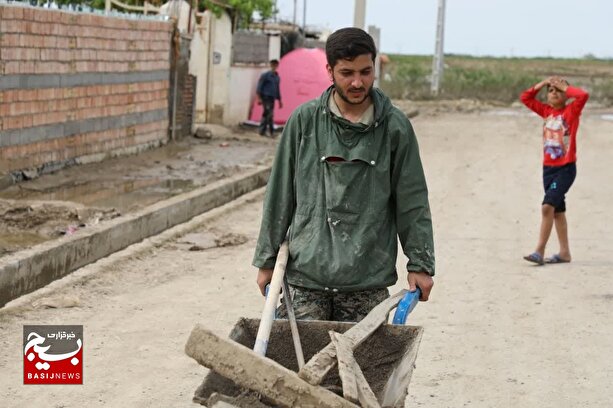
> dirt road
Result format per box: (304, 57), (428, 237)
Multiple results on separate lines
(1, 107), (612, 407)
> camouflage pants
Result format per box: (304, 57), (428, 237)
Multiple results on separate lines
(276, 285), (389, 323)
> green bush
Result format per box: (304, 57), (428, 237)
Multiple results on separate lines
(380, 54), (613, 105)
(380, 55), (431, 100)
(439, 66), (540, 102)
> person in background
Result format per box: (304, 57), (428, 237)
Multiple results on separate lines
(521, 76), (589, 265)
(256, 59), (283, 137)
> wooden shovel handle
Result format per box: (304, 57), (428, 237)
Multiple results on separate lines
(253, 241), (289, 356)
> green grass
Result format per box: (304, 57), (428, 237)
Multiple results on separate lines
(380, 54), (613, 105)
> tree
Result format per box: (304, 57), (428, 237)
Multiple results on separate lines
(203, 0), (275, 28)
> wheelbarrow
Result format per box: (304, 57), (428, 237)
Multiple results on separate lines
(185, 244), (424, 408)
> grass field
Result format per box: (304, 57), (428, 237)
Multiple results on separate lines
(380, 54), (613, 105)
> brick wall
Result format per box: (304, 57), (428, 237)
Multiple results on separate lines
(0, 4), (173, 175)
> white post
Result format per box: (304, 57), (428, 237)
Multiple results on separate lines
(302, 0), (307, 31)
(353, 0), (366, 30)
(368, 25), (381, 88)
(268, 33), (281, 61)
(431, 0), (446, 96)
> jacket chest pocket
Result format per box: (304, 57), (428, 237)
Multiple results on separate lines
(321, 155), (375, 220)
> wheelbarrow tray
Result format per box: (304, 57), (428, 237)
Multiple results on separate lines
(191, 317), (423, 407)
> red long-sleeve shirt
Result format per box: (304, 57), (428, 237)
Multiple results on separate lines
(520, 86), (589, 166)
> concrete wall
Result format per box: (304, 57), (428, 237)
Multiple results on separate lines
(232, 31), (269, 64)
(189, 10), (232, 125)
(189, 15), (288, 126)
(206, 12), (232, 124)
(0, 4), (173, 177)
(224, 34), (281, 126)
(225, 66), (264, 126)
(189, 12), (210, 124)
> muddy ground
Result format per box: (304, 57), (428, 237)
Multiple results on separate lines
(1, 105), (613, 407)
(0, 125), (276, 257)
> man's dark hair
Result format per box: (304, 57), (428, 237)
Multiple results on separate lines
(270, 59), (279, 65)
(325, 27), (377, 68)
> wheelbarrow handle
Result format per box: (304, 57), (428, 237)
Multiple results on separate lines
(392, 288), (421, 325)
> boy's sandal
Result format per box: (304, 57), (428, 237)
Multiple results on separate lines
(523, 252), (545, 265)
(545, 254), (570, 264)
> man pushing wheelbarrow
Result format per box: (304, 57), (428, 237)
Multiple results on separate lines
(252, 27), (435, 323)
(185, 27), (435, 408)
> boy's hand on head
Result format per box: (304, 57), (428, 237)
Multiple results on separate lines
(550, 77), (568, 92)
(535, 78), (551, 90)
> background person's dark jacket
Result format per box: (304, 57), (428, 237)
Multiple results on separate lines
(257, 71), (281, 101)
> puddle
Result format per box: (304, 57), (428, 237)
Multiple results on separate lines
(0, 231), (49, 256)
(89, 179), (196, 212)
(0, 177), (200, 258)
(0, 178), (195, 213)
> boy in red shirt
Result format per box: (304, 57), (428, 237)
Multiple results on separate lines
(520, 76), (589, 265)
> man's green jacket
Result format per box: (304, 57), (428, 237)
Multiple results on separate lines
(253, 86), (435, 292)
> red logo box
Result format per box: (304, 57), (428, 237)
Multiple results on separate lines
(23, 325), (83, 384)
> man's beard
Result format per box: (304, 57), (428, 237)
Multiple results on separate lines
(333, 76), (372, 105)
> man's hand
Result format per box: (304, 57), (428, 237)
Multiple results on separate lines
(407, 271), (434, 301)
(256, 96), (262, 105)
(278, 100), (283, 109)
(257, 268), (273, 296)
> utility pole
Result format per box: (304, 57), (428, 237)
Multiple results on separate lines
(368, 25), (381, 87)
(293, 0), (298, 27)
(431, 0), (446, 96)
(302, 0), (307, 31)
(353, 0), (366, 30)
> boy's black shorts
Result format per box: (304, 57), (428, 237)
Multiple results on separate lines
(542, 163), (576, 213)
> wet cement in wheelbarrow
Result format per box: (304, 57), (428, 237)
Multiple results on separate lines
(194, 318), (420, 407)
